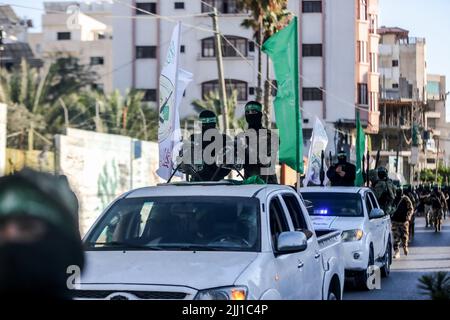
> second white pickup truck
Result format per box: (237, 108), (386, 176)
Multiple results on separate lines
(74, 182), (345, 300)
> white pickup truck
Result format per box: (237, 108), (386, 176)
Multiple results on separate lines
(300, 187), (393, 290)
(74, 182), (345, 300)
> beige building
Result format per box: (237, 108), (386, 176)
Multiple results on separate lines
(373, 27), (428, 183)
(287, 0), (380, 157)
(28, 1), (113, 93)
(424, 74), (448, 171)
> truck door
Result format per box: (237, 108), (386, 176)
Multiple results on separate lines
(281, 192), (323, 300)
(268, 195), (307, 299)
(368, 191), (390, 257)
(365, 192), (382, 259)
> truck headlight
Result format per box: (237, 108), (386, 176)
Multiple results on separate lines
(194, 286), (247, 300)
(341, 229), (364, 242)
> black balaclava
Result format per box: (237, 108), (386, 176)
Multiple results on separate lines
(0, 169), (84, 299)
(245, 101), (263, 130)
(337, 152), (347, 164)
(199, 110), (217, 134)
(0, 217), (84, 299)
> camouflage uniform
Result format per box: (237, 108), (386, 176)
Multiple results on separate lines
(391, 195), (414, 256)
(373, 178), (396, 216)
(430, 192), (443, 232)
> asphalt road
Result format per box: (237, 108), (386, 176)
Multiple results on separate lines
(344, 216), (450, 300)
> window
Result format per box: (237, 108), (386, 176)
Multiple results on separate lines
(359, 0), (367, 21)
(302, 193), (364, 217)
(57, 32), (71, 40)
(136, 46), (157, 59)
(201, 36), (248, 58)
(249, 87), (255, 95)
(392, 60), (399, 67)
(140, 89), (157, 102)
(174, 2), (185, 9)
(358, 41), (368, 63)
(201, 0), (240, 14)
(369, 14), (378, 33)
(302, 88), (323, 101)
(180, 45), (185, 53)
(282, 194), (308, 232)
(85, 196), (260, 252)
(365, 194), (373, 214)
(269, 197), (290, 250)
(90, 56), (104, 65)
(368, 193), (379, 209)
(202, 79), (248, 101)
(392, 83), (399, 89)
(302, 1), (322, 13)
(136, 2), (157, 14)
(358, 83), (368, 105)
(91, 83), (104, 93)
(248, 41), (255, 52)
(302, 44), (322, 57)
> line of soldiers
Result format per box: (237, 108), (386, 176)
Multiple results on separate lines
(368, 167), (448, 258)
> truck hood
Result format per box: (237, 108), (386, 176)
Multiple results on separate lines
(311, 216), (363, 231)
(81, 251), (258, 290)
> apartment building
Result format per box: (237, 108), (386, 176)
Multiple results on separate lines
(112, 0), (257, 118)
(373, 27), (427, 182)
(287, 0), (379, 150)
(28, 1), (113, 93)
(423, 74), (448, 171)
(0, 5), (42, 69)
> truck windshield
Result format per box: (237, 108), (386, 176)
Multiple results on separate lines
(301, 193), (363, 217)
(85, 196), (260, 252)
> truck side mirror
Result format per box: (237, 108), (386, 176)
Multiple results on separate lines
(369, 208), (384, 219)
(277, 231), (308, 253)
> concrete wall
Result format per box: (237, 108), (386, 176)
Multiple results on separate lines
(55, 128), (162, 235)
(0, 103), (6, 177)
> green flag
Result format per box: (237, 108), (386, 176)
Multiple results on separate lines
(355, 111), (365, 186)
(262, 17), (303, 173)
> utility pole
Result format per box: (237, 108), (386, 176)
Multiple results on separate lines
(210, 7), (229, 132)
(435, 137), (440, 183)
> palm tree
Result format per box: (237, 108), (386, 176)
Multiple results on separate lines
(418, 272), (450, 300)
(191, 90), (245, 131)
(238, 0), (290, 128)
(0, 58), (97, 149)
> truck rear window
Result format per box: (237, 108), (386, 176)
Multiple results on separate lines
(85, 196), (260, 252)
(301, 193), (363, 217)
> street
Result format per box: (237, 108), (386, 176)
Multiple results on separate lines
(345, 217), (450, 300)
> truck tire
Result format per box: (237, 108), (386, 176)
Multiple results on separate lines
(354, 246), (374, 290)
(327, 291), (338, 300)
(381, 239), (392, 278)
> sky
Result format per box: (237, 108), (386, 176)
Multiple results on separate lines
(5, 0), (450, 91)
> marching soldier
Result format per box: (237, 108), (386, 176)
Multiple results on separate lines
(430, 186), (444, 232)
(372, 167), (396, 216)
(391, 188), (414, 258)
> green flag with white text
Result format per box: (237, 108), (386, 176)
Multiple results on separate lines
(262, 17), (303, 173)
(355, 111), (365, 186)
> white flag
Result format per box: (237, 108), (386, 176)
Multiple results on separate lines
(303, 117), (329, 187)
(157, 22), (192, 180)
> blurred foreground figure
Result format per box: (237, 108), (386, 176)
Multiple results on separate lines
(0, 168), (84, 299)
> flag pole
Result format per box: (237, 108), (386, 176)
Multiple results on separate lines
(294, 16), (301, 191)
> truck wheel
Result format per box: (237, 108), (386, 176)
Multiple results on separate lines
(355, 247), (374, 290)
(381, 239), (391, 278)
(327, 291), (338, 300)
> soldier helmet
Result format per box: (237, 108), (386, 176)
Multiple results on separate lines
(377, 167), (388, 180)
